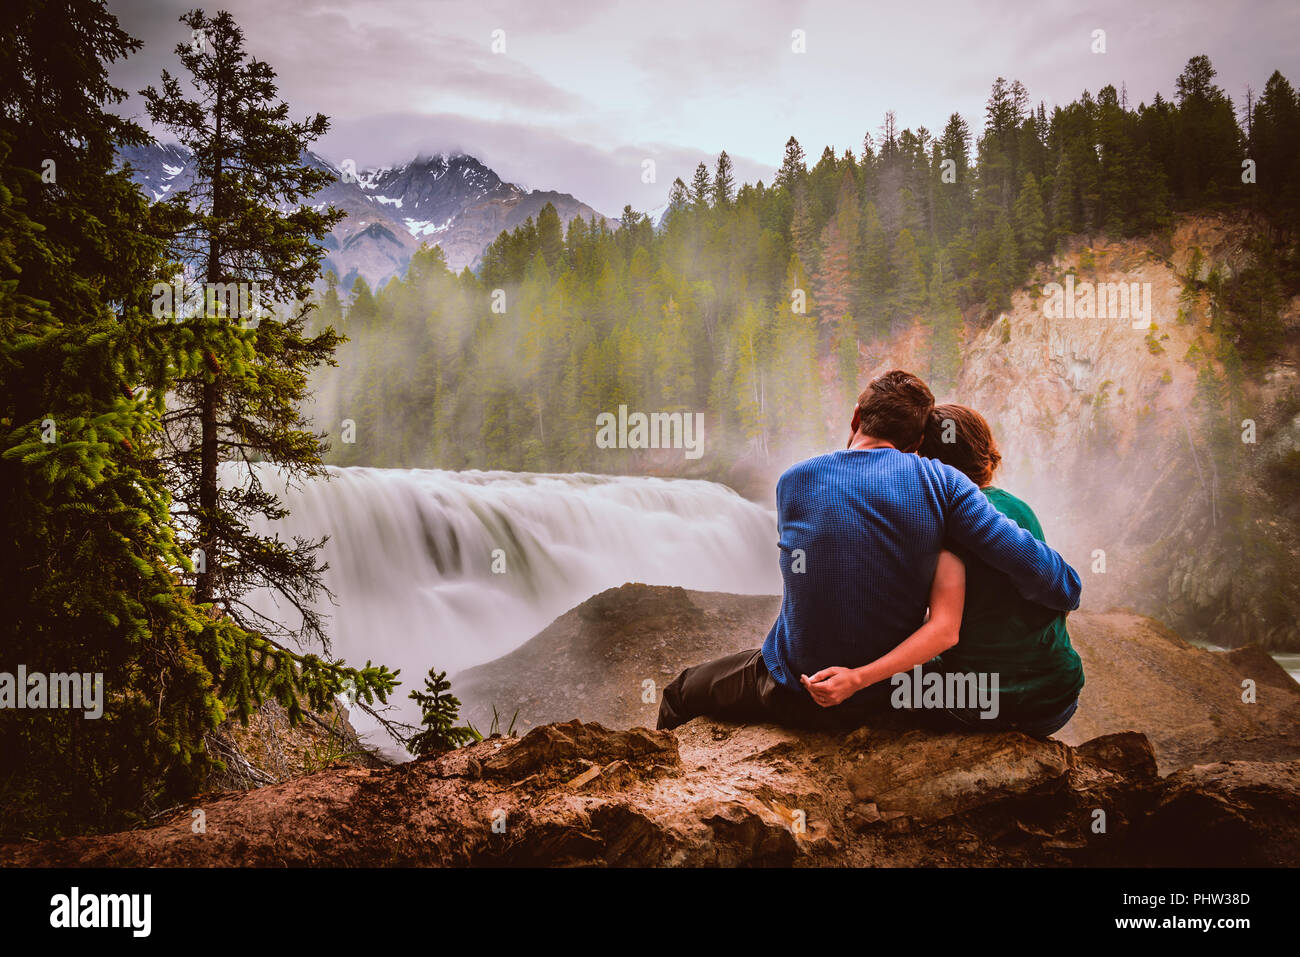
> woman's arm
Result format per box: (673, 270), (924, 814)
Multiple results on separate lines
(801, 550), (967, 707)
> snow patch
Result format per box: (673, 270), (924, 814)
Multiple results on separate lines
(404, 217), (454, 237)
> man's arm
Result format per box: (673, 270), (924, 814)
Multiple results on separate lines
(802, 550), (966, 707)
(943, 469), (1081, 611)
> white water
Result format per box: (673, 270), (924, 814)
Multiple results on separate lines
(1273, 654), (1300, 685)
(237, 465), (780, 737)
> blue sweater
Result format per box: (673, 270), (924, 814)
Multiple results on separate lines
(760, 448), (1081, 697)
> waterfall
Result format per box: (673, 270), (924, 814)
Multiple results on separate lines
(235, 465), (780, 740)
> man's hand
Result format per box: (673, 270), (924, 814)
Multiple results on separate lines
(800, 667), (862, 707)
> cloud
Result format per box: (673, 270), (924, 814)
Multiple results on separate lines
(106, 0), (1300, 215)
(318, 111), (773, 217)
(110, 0), (591, 120)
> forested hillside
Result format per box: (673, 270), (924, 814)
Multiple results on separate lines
(315, 55), (1300, 479)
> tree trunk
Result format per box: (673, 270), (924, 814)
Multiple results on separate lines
(196, 68), (224, 608)
(196, 374), (219, 605)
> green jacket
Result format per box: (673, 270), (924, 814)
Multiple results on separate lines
(935, 487), (1085, 719)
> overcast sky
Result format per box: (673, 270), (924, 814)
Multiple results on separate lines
(107, 0), (1300, 216)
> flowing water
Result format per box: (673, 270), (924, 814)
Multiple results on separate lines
(237, 465), (780, 740)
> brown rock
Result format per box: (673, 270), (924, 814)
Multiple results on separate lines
(844, 729), (1072, 823)
(1136, 760), (1300, 866)
(1073, 731), (1159, 780)
(479, 720), (678, 783)
(458, 584), (1300, 774)
(4, 716), (1296, 868)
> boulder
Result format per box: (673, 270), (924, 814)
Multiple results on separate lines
(5, 716), (1298, 867)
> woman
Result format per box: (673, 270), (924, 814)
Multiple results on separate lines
(802, 403), (1083, 738)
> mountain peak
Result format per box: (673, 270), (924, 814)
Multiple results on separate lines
(121, 142), (611, 288)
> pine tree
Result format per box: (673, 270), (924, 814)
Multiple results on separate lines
(981, 78), (1021, 210)
(790, 182), (821, 273)
(891, 228), (927, 322)
(1048, 147), (1078, 250)
(141, 10), (395, 713)
(936, 113), (973, 238)
(1172, 55), (1241, 205)
(809, 146), (841, 223)
(1013, 171), (1047, 267)
(537, 201), (564, 270)
(770, 255), (822, 453)
(858, 201), (892, 340)
(347, 276), (381, 326)
(992, 213), (1020, 312)
(816, 168), (861, 333)
(713, 151), (736, 208)
(1251, 71), (1300, 230)
(143, 10), (345, 639)
(835, 311), (860, 410)
(690, 162), (712, 209)
(0, 0), (211, 837)
(654, 297), (695, 406)
(664, 177), (690, 230)
(732, 303), (768, 457)
(315, 270), (344, 331)
(406, 669), (476, 755)
(926, 252), (963, 391)
(774, 136), (807, 191)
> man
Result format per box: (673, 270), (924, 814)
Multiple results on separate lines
(656, 369), (1081, 731)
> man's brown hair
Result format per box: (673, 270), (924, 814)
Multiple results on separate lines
(918, 403), (1003, 488)
(853, 369), (935, 451)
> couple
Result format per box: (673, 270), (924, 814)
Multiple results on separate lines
(658, 369), (1084, 739)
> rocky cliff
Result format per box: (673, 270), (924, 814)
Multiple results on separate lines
(868, 215), (1300, 651)
(5, 583), (1298, 867)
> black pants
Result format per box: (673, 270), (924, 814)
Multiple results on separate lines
(657, 649), (1077, 740)
(931, 695), (1079, 738)
(656, 648), (882, 732)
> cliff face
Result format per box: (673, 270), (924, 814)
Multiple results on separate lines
(869, 215), (1300, 651)
(8, 583), (1297, 868)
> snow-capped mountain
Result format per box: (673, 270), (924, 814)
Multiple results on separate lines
(118, 142), (196, 202)
(119, 144), (611, 289)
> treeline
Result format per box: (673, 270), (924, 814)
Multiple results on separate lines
(322, 56), (1300, 473)
(0, 3), (395, 838)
